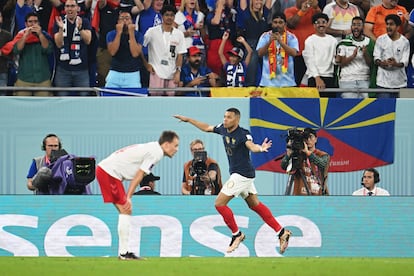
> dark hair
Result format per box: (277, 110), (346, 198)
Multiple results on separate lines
(312, 13), (329, 24)
(226, 107), (241, 117)
(352, 16), (364, 24)
(303, 128), (317, 138)
(158, 130), (179, 144)
(42, 134), (62, 151)
(364, 168), (380, 183)
(161, 5), (177, 15)
(118, 10), (132, 17)
(272, 12), (286, 22)
(385, 14), (402, 26)
(25, 12), (39, 22)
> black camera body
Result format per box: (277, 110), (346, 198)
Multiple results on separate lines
(190, 151), (208, 195)
(286, 128), (305, 170)
(286, 128), (305, 152)
(191, 151), (207, 176)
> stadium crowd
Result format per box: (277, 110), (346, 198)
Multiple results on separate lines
(0, 0), (413, 97)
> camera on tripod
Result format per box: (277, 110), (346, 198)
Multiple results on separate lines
(190, 151), (208, 195)
(286, 128), (305, 170)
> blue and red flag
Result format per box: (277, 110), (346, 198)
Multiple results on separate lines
(250, 98), (396, 172)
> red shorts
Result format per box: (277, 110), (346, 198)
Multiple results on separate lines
(96, 166), (127, 205)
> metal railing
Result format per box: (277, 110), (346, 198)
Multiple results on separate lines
(0, 86), (408, 97)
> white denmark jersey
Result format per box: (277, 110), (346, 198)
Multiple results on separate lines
(98, 142), (164, 181)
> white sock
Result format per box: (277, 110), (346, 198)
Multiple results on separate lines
(118, 214), (131, 255)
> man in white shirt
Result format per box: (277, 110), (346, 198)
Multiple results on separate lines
(143, 4), (186, 96)
(302, 13), (338, 95)
(96, 130), (179, 260)
(373, 14), (409, 97)
(352, 168), (390, 196)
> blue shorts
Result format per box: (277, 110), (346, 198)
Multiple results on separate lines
(105, 70), (141, 88)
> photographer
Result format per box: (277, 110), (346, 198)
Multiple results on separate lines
(182, 139), (222, 195)
(281, 128), (330, 195)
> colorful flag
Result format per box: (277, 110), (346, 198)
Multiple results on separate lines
(250, 98), (396, 172)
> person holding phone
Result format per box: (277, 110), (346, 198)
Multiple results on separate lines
(12, 12), (53, 96)
(256, 12), (299, 87)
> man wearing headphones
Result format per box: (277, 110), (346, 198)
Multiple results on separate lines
(352, 168), (390, 196)
(26, 134), (62, 194)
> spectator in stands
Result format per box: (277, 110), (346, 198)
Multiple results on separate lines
(302, 13), (337, 95)
(335, 16), (375, 98)
(53, 0), (92, 96)
(256, 12), (299, 87)
(352, 168), (390, 196)
(143, 5), (186, 96)
(364, 0), (409, 41)
(134, 173), (161, 195)
(174, 0), (206, 59)
(105, 10), (143, 88)
(0, 11), (12, 94)
(323, 0), (360, 41)
(96, 130), (179, 260)
(27, 134), (62, 194)
(373, 14), (409, 97)
(91, 0), (144, 87)
(348, 0), (370, 19)
(205, 0), (237, 76)
(181, 139), (222, 195)
(179, 46), (219, 95)
(136, 0), (164, 88)
(285, 0), (321, 86)
(218, 31), (252, 87)
(12, 12), (54, 96)
(91, 0), (122, 87)
(237, 0), (272, 86)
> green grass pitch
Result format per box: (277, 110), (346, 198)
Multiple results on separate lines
(1, 257), (414, 276)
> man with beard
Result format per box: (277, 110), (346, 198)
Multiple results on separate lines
(335, 16), (375, 98)
(179, 46), (218, 96)
(256, 12), (299, 87)
(53, 0), (92, 96)
(105, 11), (143, 88)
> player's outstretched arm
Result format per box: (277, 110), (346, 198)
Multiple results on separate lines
(173, 115), (214, 132)
(246, 137), (272, 153)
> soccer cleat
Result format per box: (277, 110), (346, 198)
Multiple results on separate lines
(226, 231), (246, 253)
(278, 228), (292, 254)
(118, 252), (144, 260)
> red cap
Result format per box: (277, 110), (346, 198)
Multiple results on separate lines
(188, 46), (202, 56)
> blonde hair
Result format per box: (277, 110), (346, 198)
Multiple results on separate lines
(250, 0), (264, 22)
(180, 0), (201, 12)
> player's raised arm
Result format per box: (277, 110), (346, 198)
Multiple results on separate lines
(173, 115), (214, 132)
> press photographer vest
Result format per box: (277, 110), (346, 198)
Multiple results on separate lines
(183, 157), (222, 195)
(293, 149), (330, 196)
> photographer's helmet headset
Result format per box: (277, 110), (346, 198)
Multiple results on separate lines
(41, 134), (62, 151)
(361, 168), (380, 184)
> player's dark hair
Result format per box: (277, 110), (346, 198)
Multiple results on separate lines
(226, 107), (240, 117)
(159, 130), (179, 144)
(385, 14), (402, 26)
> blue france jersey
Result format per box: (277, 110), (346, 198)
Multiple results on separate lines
(213, 124), (255, 178)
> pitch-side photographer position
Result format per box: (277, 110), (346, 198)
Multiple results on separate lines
(182, 139), (222, 195)
(280, 128), (330, 196)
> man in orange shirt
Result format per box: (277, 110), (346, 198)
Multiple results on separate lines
(285, 0), (320, 85)
(364, 0), (409, 41)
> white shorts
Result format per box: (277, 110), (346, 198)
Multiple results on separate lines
(220, 173), (258, 199)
